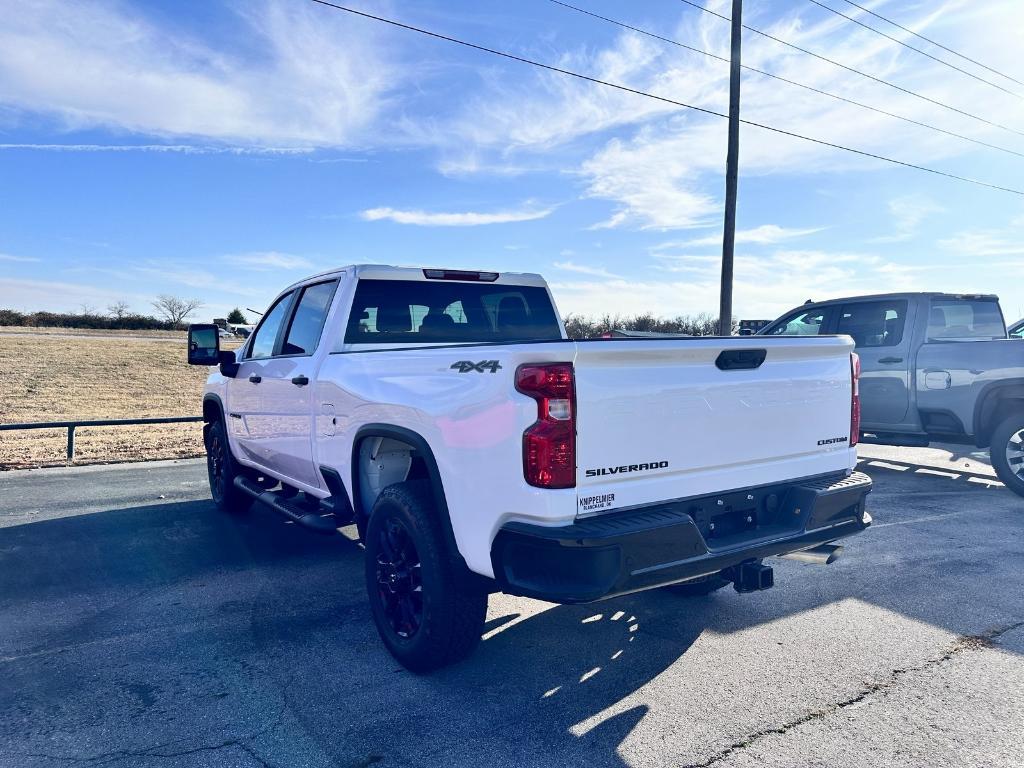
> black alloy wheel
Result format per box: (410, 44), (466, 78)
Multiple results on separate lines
(375, 519), (424, 639)
(204, 419), (251, 514)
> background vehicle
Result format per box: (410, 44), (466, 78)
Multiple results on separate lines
(738, 319), (771, 336)
(761, 293), (1024, 497)
(1009, 319), (1024, 339)
(189, 265), (871, 671)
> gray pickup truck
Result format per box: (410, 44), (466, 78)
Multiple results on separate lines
(761, 293), (1024, 498)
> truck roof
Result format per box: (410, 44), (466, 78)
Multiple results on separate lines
(282, 264), (549, 292)
(798, 291), (999, 307)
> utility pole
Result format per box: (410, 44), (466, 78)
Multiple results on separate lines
(719, 0), (743, 336)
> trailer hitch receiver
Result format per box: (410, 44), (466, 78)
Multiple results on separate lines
(725, 561), (774, 593)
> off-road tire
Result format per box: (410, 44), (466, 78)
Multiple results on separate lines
(204, 419), (252, 514)
(663, 575), (731, 596)
(364, 480), (487, 672)
(991, 412), (1024, 499)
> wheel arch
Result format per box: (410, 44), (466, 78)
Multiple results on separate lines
(201, 393), (227, 443)
(351, 424), (464, 567)
(973, 379), (1024, 448)
(202, 393), (225, 424)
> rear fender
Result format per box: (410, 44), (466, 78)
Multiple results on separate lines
(973, 379), (1024, 447)
(351, 424), (465, 570)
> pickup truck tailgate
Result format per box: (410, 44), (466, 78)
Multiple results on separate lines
(573, 336), (856, 516)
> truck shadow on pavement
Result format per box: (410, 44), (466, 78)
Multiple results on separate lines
(1, 500), (691, 766)
(1, 470), (1022, 767)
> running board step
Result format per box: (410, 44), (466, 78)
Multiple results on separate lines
(234, 476), (338, 535)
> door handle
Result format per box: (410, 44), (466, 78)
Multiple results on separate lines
(878, 357), (903, 364)
(291, 375), (309, 386)
(248, 374), (262, 384)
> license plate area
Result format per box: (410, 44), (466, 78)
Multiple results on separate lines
(688, 484), (801, 545)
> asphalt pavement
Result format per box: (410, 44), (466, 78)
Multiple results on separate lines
(1, 452), (1022, 767)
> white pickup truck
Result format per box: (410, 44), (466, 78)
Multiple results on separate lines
(188, 265), (872, 671)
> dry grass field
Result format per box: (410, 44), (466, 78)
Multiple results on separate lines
(0, 332), (241, 469)
(0, 326), (185, 339)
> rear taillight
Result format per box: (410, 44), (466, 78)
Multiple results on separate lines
(850, 352), (861, 447)
(516, 363), (576, 488)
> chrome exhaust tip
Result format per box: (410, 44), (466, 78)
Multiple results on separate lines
(779, 544), (843, 565)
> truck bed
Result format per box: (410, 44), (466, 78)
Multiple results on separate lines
(573, 336), (857, 516)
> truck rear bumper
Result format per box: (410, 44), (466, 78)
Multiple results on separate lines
(490, 471), (872, 603)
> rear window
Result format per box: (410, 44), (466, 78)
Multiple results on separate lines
(342, 279), (562, 345)
(837, 300), (907, 348)
(926, 299), (1005, 341)
(765, 308), (830, 336)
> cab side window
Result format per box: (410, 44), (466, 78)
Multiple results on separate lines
(927, 299), (1006, 341)
(281, 281), (338, 356)
(767, 308), (831, 336)
(247, 291), (294, 359)
(837, 300), (907, 348)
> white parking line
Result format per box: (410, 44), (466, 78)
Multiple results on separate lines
(872, 512), (970, 528)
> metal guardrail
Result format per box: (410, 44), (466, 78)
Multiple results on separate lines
(0, 416), (203, 463)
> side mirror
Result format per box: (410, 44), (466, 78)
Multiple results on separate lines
(188, 324), (220, 365)
(189, 324), (241, 377)
(218, 349), (239, 379)
(738, 328), (753, 336)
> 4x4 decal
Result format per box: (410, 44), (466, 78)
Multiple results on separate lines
(451, 360), (502, 373)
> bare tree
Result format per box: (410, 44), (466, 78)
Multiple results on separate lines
(107, 300), (131, 321)
(79, 302), (98, 316)
(151, 295), (204, 328)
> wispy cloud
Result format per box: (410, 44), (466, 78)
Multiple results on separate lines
(549, 247), (983, 319)
(0, 277), (151, 313)
(871, 196), (945, 243)
(658, 225), (823, 249)
(0, 0), (397, 147)
(552, 261), (622, 279)
(360, 205), (554, 227)
(133, 266), (218, 290)
(224, 252), (314, 270)
(440, 1), (1024, 230)
(0, 144), (312, 155)
(939, 231), (1024, 257)
(0, 252), (40, 263)
(132, 264), (261, 297)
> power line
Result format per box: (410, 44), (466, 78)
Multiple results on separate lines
(306, 0), (1024, 196)
(805, 0), (1022, 100)
(836, 0), (1024, 88)
(550, 0), (1024, 160)
(675, 0), (1024, 139)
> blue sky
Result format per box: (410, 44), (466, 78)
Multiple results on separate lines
(1, 0), (1023, 324)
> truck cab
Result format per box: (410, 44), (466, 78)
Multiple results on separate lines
(762, 293), (1024, 496)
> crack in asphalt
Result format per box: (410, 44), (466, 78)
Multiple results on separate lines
(18, 738), (270, 767)
(8, 673), (297, 767)
(682, 620), (1024, 768)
